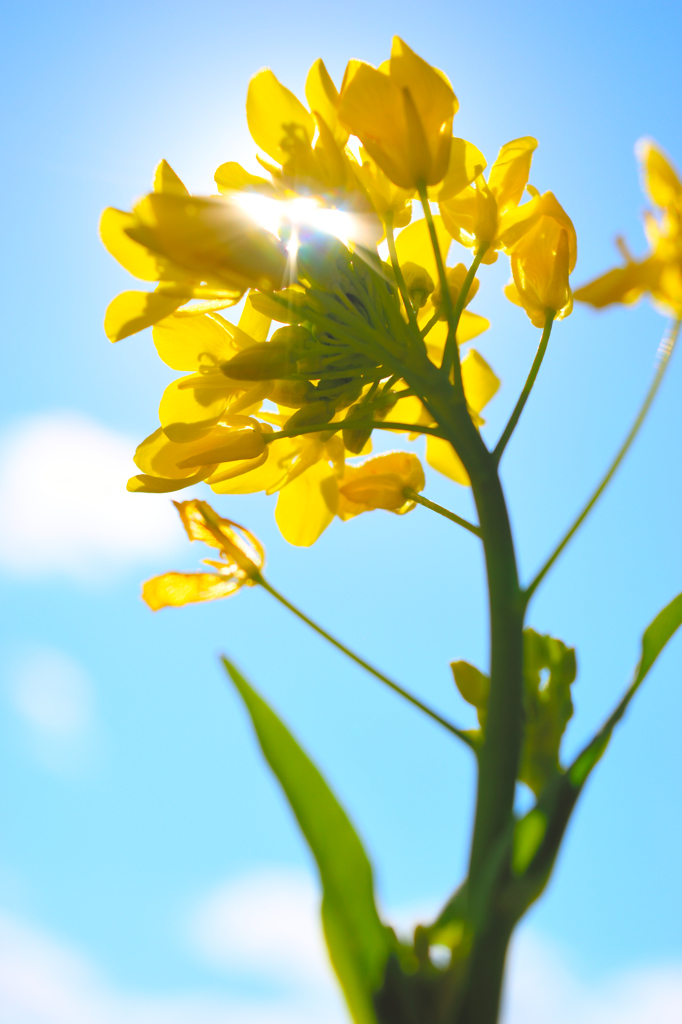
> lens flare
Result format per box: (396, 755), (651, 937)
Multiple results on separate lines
(231, 192), (380, 252)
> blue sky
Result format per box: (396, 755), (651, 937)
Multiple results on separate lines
(1, 0), (682, 1020)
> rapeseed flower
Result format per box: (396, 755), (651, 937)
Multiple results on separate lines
(575, 139), (682, 316)
(142, 500), (264, 609)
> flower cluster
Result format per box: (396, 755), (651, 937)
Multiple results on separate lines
(102, 37), (576, 549)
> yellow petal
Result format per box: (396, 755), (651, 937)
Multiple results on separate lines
(134, 424), (249, 479)
(305, 59), (348, 147)
(338, 63), (411, 187)
(104, 289), (185, 342)
(246, 68), (315, 164)
(426, 435), (470, 485)
(275, 461), (338, 546)
(152, 311), (244, 370)
(158, 373), (233, 442)
(457, 310), (490, 343)
(142, 572), (241, 610)
(573, 261), (652, 307)
(238, 292), (272, 341)
(430, 138), (487, 201)
(487, 137), (538, 211)
(100, 208), (170, 281)
(128, 193), (287, 292)
(214, 162), (274, 195)
(636, 138), (682, 210)
(394, 216), (451, 286)
(388, 37), (456, 185)
(127, 471), (207, 493)
(338, 450), (424, 516)
(176, 428), (266, 467)
(461, 350), (500, 415)
(208, 437), (298, 494)
(153, 160), (190, 196)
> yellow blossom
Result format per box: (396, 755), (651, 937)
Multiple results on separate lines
(100, 161), (285, 341)
(575, 139), (682, 316)
(439, 137), (539, 263)
(338, 38), (458, 189)
(142, 500), (264, 610)
(338, 451), (425, 516)
(505, 218), (573, 327)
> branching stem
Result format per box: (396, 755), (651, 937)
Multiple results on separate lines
(256, 576), (476, 748)
(493, 310), (554, 464)
(524, 316), (681, 603)
(404, 489), (482, 537)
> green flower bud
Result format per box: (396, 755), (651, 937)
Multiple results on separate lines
(284, 400), (335, 433)
(401, 261), (435, 310)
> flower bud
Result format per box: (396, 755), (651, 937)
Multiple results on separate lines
(284, 400), (335, 432)
(221, 340), (293, 380)
(176, 428), (266, 467)
(401, 261), (435, 310)
(340, 473), (409, 510)
(269, 380), (316, 407)
(342, 404), (373, 454)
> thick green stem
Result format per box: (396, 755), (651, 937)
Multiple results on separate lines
(397, 348), (524, 1024)
(525, 316), (681, 602)
(257, 576), (475, 748)
(493, 311), (554, 464)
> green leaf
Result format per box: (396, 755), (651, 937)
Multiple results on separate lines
(634, 590), (682, 687)
(223, 658), (393, 1024)
(520, 630), (576, 796)
(514, 591), (682, 904)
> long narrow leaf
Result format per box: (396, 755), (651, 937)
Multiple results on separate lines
(223, 657), (393, 1024)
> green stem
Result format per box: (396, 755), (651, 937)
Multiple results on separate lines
(264, 420), (447, 443)
(257, 575), (476, 749)
(404, 489), (481, 537)
(524, 316), (681, 603)
(441, 246), (489, 378)
(493, 310), (555, 464)
(420, 309), (441, 338)
(385, 211), (420, 332)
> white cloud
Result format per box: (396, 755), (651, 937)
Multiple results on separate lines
(9, 648), (92, 739)
(0, 412), (185, 581)
(0, 870), (681, 1024)
(503, 928), (682, 1024)
(6, 646), (97, 772)
(187, 868), (336, 987)
(0, 902), (346, 1024)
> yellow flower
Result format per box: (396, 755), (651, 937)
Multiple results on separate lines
(439, 137), (539, 263)
(142, 500), (264, 610)
(575, 139), (682, 316)
(505, 217), (573, 327)
(125, 192), (288, 292)
(244, 61), (371, 207)
(128, 418), (269, 494)
(337, 38), (458, 189)
(100, 161), (288, 343)
(338, 451), (425, 516)
(152, 308), (273, 443)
